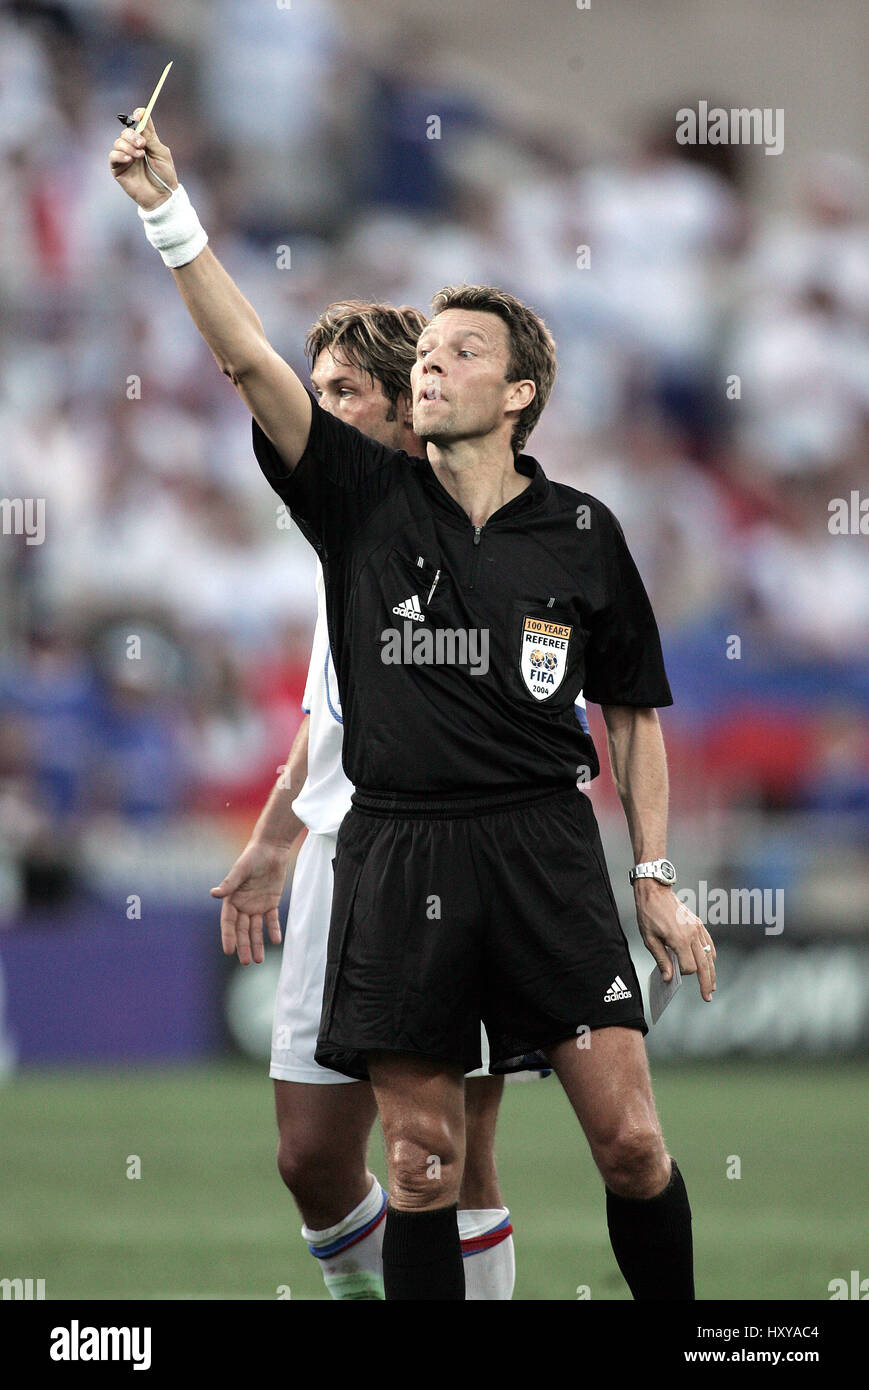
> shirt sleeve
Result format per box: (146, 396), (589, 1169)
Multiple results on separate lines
(252, 389), (409, 558)
(582, 504), (673, 708)
(300, 561), (325, 715)
(300, 676), (313, 717)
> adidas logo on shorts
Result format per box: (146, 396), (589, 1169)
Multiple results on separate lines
(603, 975), (632, 1003)
(392, 594), (426, 621)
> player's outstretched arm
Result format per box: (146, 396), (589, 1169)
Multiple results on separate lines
(109, 109), (311, 470)
(247, 714), (309, 852)
(601, 704), (717, 1001)
(209, 716), (310, 964)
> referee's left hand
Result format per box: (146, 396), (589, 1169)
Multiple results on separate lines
(633, 883), (716, 1001)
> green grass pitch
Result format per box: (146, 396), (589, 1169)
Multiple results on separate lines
(2, 1060), (866, 1301)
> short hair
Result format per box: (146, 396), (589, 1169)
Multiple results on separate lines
(429, 284), (557, 455)
(306, 300), (427, 420)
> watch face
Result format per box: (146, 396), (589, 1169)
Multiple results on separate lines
(660, 861), (676, 884)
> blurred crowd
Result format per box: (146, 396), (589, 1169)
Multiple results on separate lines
(1, 0), (867, 920)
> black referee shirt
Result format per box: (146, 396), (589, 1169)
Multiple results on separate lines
(253, 394), (672, 796)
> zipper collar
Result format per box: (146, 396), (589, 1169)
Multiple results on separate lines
(416, 451), (550, 528)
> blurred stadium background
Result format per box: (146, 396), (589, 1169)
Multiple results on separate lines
(0, 0), (867, 1301)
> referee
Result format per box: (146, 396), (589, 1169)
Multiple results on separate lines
(111, 111), (716, 1302)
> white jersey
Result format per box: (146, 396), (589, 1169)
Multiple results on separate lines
(291, 562), (353, 837)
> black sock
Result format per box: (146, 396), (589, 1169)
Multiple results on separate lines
(381, 1203), (465, 1301)
(605, 1159), (695, 1300)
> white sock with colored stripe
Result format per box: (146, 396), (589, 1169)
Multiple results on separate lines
(458, 1207), (515, 1300)
(301, 1176), (387, 1300)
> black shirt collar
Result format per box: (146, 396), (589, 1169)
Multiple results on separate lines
(416, 451), (550, 525)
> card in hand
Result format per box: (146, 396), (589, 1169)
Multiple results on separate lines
(648, 949), (681, 1024)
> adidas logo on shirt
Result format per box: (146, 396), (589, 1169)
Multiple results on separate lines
(603, 975), (632, 1003)
(392, 594), (426, 621)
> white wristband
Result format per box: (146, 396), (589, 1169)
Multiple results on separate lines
(138, 183), (208, 268)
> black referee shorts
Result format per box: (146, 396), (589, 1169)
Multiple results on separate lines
(314, 784), (648, 1080)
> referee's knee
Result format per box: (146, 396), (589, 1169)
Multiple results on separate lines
(386, 1133), (463, 1209)
(593, 1122), (670, 1199)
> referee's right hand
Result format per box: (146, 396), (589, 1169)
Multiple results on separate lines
(109, 108), (178, 210)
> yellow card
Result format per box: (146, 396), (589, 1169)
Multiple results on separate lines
(136, 61), (173, 133)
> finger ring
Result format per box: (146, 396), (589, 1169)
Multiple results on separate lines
(702, 944), (712, 953)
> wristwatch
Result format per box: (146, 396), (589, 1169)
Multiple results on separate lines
(629, 858), (677, 887)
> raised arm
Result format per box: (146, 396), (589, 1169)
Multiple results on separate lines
(109, 108), (311, 469)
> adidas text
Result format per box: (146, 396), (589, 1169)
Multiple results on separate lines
(604, 976), (632, 1003)
(392, 595), (426, 621)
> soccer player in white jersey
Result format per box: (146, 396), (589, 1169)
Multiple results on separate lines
(210, 302), (521, 1299)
